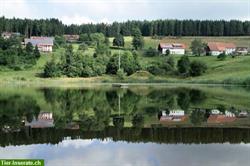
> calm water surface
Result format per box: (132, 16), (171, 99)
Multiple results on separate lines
(0, 85), (250, 166)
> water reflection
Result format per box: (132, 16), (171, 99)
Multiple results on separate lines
(0, 86), (249, 132)
(0, 86), (250, 165)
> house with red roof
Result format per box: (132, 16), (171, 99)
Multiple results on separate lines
(158, 43), (186, 55)
(206, 42), (236, 56)
(207, 115), (236, 124)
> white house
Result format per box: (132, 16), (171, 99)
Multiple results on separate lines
(225, 111), (235, 117)
(169, 110), (185, 116)
(207, 42), (236, 56)
(24, 36), (54, 52)
(211, 109), (221, 115)
(25, 112), (54, 128)
(158, 43), (186, 55)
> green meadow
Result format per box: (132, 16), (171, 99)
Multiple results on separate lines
(0, 36), (250, 86)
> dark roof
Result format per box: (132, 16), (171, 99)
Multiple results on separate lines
(24, 37), (54, 46)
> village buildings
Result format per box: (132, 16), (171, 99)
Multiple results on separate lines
(24, 36), (54, 52)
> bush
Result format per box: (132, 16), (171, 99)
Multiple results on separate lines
(243, 77), (250, 86)
(218, 52), (226, 60)
(144, 47), (159, 57)
(43, 59), (61, 78)
(147, 63), (166, 75)
(189, 60), (207, 76)
(177, 56), (190, 75)
(106, 51), (140, 75)
(78, 43), (88, 52)
(117, 68), (127, 80)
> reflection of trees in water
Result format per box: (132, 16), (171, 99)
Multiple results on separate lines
(1, 127), (250, 147)
(0, 95), (40, 131)
(106, 89), (141, 114)
(42, 88), (112, 131)
(190, 109), (207, 125)
(147, 88), (207, 112)
(1, 87), (248, 131)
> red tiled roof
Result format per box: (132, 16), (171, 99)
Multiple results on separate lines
(159, 43), (186, 49)
(207, 115), (236, 123)
(160, 115), (188, 122)
(207, 42), (236, 51)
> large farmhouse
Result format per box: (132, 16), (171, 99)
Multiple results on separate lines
(24, 36), (54, 52)
(206, 42), (236, 56)
(158, 43), (186, 55)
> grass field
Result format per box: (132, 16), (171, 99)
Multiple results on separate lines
(0, 36), (250, 86)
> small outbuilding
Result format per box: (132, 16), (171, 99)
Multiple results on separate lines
(158, 43), (186, 55)
(63, 34), (80, 42)
(235, 47), (248, 55)
(1, 32), (20, 39)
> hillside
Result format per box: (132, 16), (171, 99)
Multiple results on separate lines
(0, 36), (250, 86)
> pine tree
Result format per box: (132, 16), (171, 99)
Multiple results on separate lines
(33, 45), (40, 58)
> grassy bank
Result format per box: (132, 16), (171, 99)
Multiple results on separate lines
(0, 36), (250, 86)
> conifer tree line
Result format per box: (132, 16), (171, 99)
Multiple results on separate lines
(1, 17), (250, 37)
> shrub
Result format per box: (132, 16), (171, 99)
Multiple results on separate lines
(117, 68), (127, 80)
(243, 77), (250, 86)
(144, 47), (159, 57)
(147, 63), (166, 75)
(189, 60), (207, 76)
(177, 56), (190, 75)
(43, 59), (61, 78)
(218, 52), (226, 60)
(78, 43), (88, 52)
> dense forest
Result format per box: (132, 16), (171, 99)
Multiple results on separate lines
(1, 17), (250, 37)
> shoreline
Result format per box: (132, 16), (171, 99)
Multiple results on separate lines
(0, 78), (250, 88)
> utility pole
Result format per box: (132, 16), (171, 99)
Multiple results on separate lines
(118, 93), (120, 116)
(118, 48), (121, 70)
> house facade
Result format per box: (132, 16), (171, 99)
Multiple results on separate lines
(236, 47), (248, 55)
(24, 36), (54, 52)
(25, 112), (54, 128)
(63, 34), (80, 42)
(206, 42), (236, 56)
(1, 32), (20, 39)
(158, 43), (186, 55)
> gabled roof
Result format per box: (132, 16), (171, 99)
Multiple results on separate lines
(207, 42), (236, 51)
(24, 36), (54, 46)
(159, 43), (186, 49)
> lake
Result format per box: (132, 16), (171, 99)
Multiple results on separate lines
(0, 85), (250, 166)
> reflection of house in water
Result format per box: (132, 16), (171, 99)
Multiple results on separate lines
(238, 111), (248, 118)
(211, 109), (221, 115)
(159, 110), (187, 122)
(208, 111), (236, 123)
(65, 122), (80, 130)
(25, 112), (54, 128)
